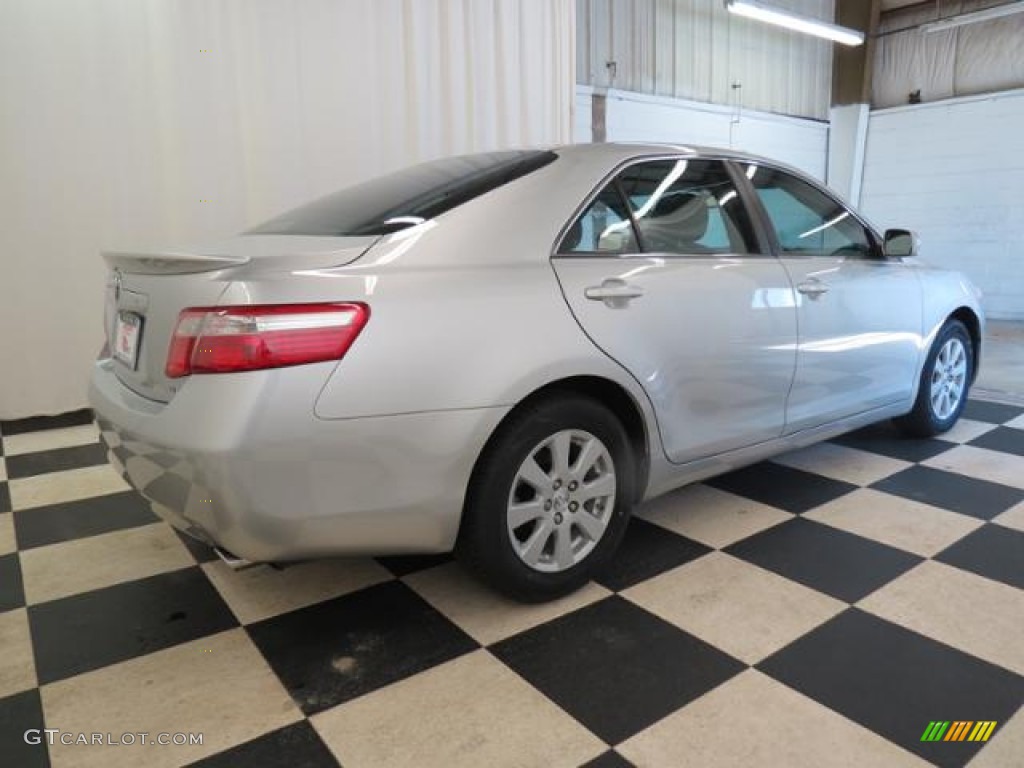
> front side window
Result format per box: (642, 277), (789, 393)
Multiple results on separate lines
(618, 159), (757, 255)
(746, 165), (873, 257)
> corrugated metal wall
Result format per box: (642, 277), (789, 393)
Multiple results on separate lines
(577, 0), (834, 120)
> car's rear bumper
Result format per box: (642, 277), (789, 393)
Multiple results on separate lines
(88, 359), (508, 562)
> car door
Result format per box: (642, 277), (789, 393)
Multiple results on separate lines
(737, 161), (923, 432)
(551, 156), (798, 464)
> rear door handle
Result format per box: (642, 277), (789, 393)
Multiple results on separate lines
(796, 279), (830, 298)
(584, 279), (645, 307)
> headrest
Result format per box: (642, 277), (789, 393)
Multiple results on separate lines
(649, 191), (709, 241)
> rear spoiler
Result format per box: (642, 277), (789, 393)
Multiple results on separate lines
(102, 251), (250, 275)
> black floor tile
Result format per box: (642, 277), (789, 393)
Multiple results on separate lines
(0, 553), (25, 612)
(491, 596), (744, 744)
(968, 425), (1024, 457)
(377, 552), (454, 578)
(14, 491), (158, 550)
(0, 409), (94, 436)
(247, 580), (477, 716)
(962, 400), (1024, 425)
(871, 465), (1024, 520)
(142, 472), (192, 511)
(28, 567), (238, 684)
(0, 689), (50, 768)
(595, 518), (711, 592)
(706, 462), (857, 514)
(186, 721), (340, 768)
(581, 750), (636, 768)
(4, 443), (107, 480)
(936, 524), (1024, 590)
(0, 481), (10, 513)
(109, 444), (134, 470)
(174, 529), (219, 564)
(146, 450), (187, 469)
(832, 422), (954, 462)
(725, 518), (921, 603)
(758, 609), (1024, 768)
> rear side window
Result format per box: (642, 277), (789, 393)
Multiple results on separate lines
(559, 186), (638, 254)
(618, 159), (757, 255)
(250, 150), (557, 236)
(557, 158), (758, 255)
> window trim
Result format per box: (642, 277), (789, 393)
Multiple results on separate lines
(551, 153), (772, 260)
(726, 159), (884, 260)
(723, 160), (775, 256)
(613, 177), (648, 253)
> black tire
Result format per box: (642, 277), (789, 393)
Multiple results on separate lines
(457, 394), (635, 602)
(894, 319), (973, 437)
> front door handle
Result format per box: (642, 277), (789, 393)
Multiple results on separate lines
(584, 278), (645, 308)
(796, 279), (830, 299)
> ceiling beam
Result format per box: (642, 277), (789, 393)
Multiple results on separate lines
(833, 0), (882, 106)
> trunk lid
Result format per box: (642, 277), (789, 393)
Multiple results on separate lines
(104, 235), (376, 402)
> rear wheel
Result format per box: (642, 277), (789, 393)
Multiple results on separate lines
(894, 319), (973, 437)
(457, 395), (634, 602)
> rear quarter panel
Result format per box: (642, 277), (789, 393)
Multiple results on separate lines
(300, 151), (660, 424)
(309, 249), (654, 421)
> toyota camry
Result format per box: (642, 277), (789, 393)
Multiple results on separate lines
(89, 143), (983, 601)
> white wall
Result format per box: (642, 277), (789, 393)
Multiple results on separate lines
(0, 0), (575, 419)
(860, 88), (1024, 320)
(580, 87), (828, 180)
(574, 88), (593, 143)
(826, 104), (869, 205)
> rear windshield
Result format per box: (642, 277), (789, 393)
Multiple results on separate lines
(249, 150), (557, 236)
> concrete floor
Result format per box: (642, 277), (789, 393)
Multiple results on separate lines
(976, 320), (1024, 402)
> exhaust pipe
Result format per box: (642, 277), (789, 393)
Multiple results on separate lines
(214, 546), (259, 571)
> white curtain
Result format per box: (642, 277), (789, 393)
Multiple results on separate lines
(0, 0), (575, 419)
(873, 1), (1024, 108)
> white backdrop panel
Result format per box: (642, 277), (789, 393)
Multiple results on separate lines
(0, 0), (574, 419)
(860, 89), (1024, 320)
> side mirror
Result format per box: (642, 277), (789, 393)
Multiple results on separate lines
(883, 228), (917, 258)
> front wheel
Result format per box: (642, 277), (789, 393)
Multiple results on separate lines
(457, 395), (634, 602)
(894, 319), (973, 437)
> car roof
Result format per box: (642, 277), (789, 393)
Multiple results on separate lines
(541, 141), (880, 238)
(551, 141), (771, 165)
(548, 142), (857, 215)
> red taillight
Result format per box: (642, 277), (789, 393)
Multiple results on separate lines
(165, 303), (369, 378)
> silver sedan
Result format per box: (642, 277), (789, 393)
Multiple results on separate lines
(89, 143), (983, 601)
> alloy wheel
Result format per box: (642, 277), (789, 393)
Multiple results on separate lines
(929, 336), (967, 420)
(506, 429), (616, 573)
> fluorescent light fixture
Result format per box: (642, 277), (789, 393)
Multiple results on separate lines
(726, 0), (865, 46)
(921, 1), (1024, 33)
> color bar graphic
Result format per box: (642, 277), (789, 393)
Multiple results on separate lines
(921, 721), (997, 742)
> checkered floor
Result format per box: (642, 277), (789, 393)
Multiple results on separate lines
(1, 400), (1022, 768)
